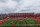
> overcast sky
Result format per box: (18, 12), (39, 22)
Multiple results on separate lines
(0, 0), (40, 14)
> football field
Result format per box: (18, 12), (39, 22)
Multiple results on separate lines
(0, 18), (40, 25)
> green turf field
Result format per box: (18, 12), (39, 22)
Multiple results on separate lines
(0, 18), (40, 25)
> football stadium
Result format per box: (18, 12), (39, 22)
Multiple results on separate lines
(0, 0), (40, 27)
(0, 13), (40, 27)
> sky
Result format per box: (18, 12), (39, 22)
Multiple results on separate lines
(0, 0), (40, 14)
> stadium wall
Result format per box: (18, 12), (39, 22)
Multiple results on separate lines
(8, 13), (34, 18)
